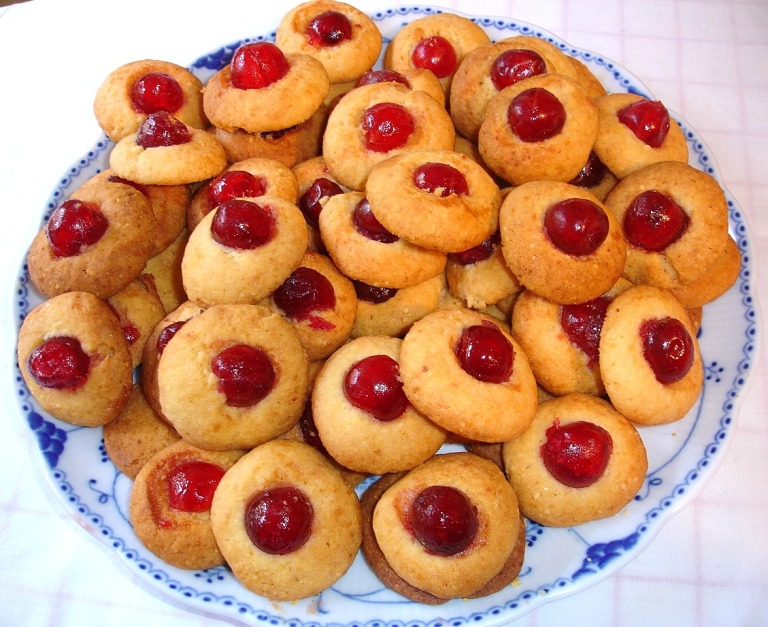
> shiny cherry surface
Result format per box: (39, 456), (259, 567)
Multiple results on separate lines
(27, 336), (90, 390)
(540, 420), (613, 488)
(210, 344), (276, 407)
(490, 48), (547, 90)
(411, 35), (457, 78)
(569, 151), (607, 188)
(306, 10), (352, 47)
(298, 177), (344, 228)
(353, 198), (398, 243)
(46, 199), (109, 258)
(208, 171), (267, 208)
(560, 297), (611, 366)
(131, 72), (184, 114)
(411, 485), (478, 556)
(617, 99), (670, 148)
(361, 102), (415, 153)
(640, 317), (695, 384)
(343, 354), (409, 422)
(156, 320), (187, 354)
(356, 69), (410, 88)
(353, 280), (398, 304)
(245, 485), (313, 555)
(273, 266), (336, 321)
(136, 111), (191, 148)
(544, 198), (610, 256)
(507, 87), (566, 143)
(455, 323), (514, 384)
(449, 232), (499, 266)
(211, 199), (274, 250)
(167, 460), (225, 512)
(623, 190), (689, 252)
(231, 42), (290, 89)
(412, 162), (469, 197)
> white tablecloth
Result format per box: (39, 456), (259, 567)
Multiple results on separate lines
(1, 1), (766, 625)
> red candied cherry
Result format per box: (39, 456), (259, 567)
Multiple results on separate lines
(412, 162), (469, 197)
(353, 280), (398, 304)
(617, 99), (670, 148)
(231, 42), (290, 90)
(273, 266), (336, 329)
(136, 111), (191, 148)
(455, 322), (514, 384)
(361, 102), (415, 153)
(449, 232), (500, 266)
(540, 419), (613, 488)
(343, 354), (409, 422)
(27, 336), (91, 390)
(167, 460), (226, 512)
(411, 35), (457, 79)
(298, 177), (344, 228)
(490, 48), (547, 91)
(544, 198), (610, 257)
(623, 190), (689, 252)
(211, 199), (275, 250)
(156, 320), (187, 354)
(569, 152), (607, 188)
(306, 10), (352, 47)
(560, 297), (611, 367)
(410, 485), (478, 556)
(245, 485), (313, 555)
(507, 87), (566, 143)
(640, 317), (695, 384)
(46, 199), (109, 258)
(356, 69), (410, 88)
(210, 344), (276, 407)
(299, 403), (328, 455)
(353, 198), (398, 243)
(208, 171), (267, 208)
(131, 72), (184, 115)
(106, 175), (148, 196)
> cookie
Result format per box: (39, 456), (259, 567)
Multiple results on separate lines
(141, 229), (189, 313)
(669, 235), (741, 308)
(292, 155), (348, 251)
(210, 439), (362, 601)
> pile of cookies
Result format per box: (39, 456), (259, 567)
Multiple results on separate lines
(16, 0), (740, 606)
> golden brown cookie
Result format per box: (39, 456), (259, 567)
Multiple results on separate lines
(157, 304), (309, 450)
(130, 440), (244, 570)
(503, 393), (648, 527)
(568, 151), (618, 202)
(17, 291), (133, 427)
(141, 229), (189, 313)
(669, 235), (741, 308)
(311, 336), (446, 474)
(599, 284), (704, 425)
(400, 307), (538, 442)
(210, 439), (362, 601)
(499, 180), (626, 304)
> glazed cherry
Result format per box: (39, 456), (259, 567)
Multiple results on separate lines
(298, 177), (344, 228)
(544, 198), (610, 256)
(356, 69), (410, 88)
(490, 49), (547, 91)
(131, 72), (184, 114)
(540, 420), (613, 488)
(560, 297), (611, 367)
(617, 99), (670, 148)
(449, 232), (500, 266)
(411, 485), (478, 556)
(167, 460), (225, 512)
(640, 317), (695, 384)
(623, 190), (689, 252)
(353, 280), (398, 304)
(46, 199), (109, 258)
(507, 87), (566, 143)
(353, 198), (398, 243)
(136, 111), (191, 148)
(106, 175), (148, 196)
(231, 42), (290, 90)
(156, 320), (187, 354)
(211, 199), (275, 250)
(569, 152), (607, 188)
(208, 171), (267, 208)
(344, 354), (409, 422)
(412, 162), (469, 197)
(210, 344), (276, 407)
(273, 266), (336, 322)
(245, 485), (313, 555)
(27, 336), (90, 390)
(361, 102), (415, 153)
(299, 403), (327, 455)
(411, 36), (457, 79)
(455, 323), (514, 384)
(306, 10), (352, 47)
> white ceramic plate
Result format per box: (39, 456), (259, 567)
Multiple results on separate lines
(11, 6), (759, 627)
